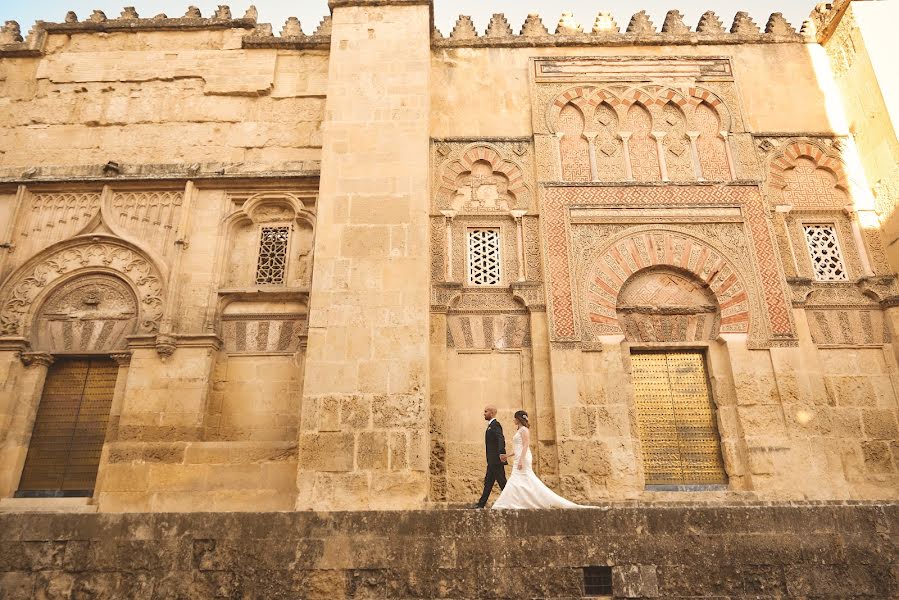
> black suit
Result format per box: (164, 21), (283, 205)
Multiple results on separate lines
(477, 418), (507, 507)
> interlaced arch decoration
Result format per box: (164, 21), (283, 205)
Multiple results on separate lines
(584, 230), (752, 338)
(0, 235), (166, 340)
(767, 140), (850, 209)
(547, 84), (734, 183)
(434, 143), (532, 212)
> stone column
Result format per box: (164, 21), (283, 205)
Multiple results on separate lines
(844, 206), (875, 277)
(687, 131), (703, 180)
(440, 210), (456, 280)
(619, 132), (634, 181)
(297, 0), (433, 510)
(651, 131), (669, 181)
(0, 344), (52, 498)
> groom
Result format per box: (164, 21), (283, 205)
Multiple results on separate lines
(475, 404), (507, 508)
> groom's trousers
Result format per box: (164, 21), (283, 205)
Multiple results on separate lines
(477, 463), (507, 507)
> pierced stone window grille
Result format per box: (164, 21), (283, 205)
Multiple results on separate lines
(467, 228), (501, 285)
(255, 226), (290, 285)
(804, 224), (848, 281)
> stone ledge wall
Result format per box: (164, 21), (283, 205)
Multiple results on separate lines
(0, 503), (895, 599)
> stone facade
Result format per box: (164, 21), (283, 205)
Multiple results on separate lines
(0, 503), (896, 599)
(0, 0), (897, 515)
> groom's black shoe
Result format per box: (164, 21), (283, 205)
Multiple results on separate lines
(469, 503), (485, 509)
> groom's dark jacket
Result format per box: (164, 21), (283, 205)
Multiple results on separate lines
(485, 419), (506, 466)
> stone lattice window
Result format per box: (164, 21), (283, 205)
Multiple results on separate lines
(804, 224), (848, 281)
(467, 229), (501, 285)
(255, 226), (290, 285)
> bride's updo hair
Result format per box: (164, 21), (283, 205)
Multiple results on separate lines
(513, 410), (529, 427)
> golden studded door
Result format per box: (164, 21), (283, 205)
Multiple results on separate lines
(631, 351), (727, 486)
(17, 357), (118, 496)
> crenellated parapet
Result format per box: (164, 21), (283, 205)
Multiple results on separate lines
(36, 5), (259, 33)
(435, 10), (805, 47)
(242, 15), (332, 49)
(0, 5), (334, 56)
(0, 20), (45, 56)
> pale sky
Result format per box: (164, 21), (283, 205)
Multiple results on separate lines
(1, 1), (815, 37)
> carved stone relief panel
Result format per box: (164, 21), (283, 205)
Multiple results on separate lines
(533, 65), (745, 184)
(447, 313), (530, 350)
(660, 101), (693, 181)
(807, 308), (888, 347)
(110, 190), (184, 260)
(626, 101), (661, 181)
(558, 104), (592, 182)
(431, 140), (534, 213)
(32, 274), (139, 353)
(221, 314), (307, 354)
(695, 102), (731, 181)
(9, 189), (187, 273)
(764, 139), (850, 207)
(0, 237), (164, 338)
(578, 225), (754, 340)
(592, 101), (625, 180)
(616, 267), (720, 343)
(430, 216), (446, 280)
(12, 191), (102, 267)
(543, 186), (792, 348)
(522, 215), (543, 281)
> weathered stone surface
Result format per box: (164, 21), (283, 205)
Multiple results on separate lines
(0, 505), (894, 599)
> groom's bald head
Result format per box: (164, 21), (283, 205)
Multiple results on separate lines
(483, 405), (497, 420)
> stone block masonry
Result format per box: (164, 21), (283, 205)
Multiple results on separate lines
(0, 503), (896, 599)
(296, 0), (433, 510)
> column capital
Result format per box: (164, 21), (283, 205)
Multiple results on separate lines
(110, 352), (133, 366)
(20, 352), (53, 368)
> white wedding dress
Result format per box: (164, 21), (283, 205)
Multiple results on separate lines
(492, 427), (582, 510)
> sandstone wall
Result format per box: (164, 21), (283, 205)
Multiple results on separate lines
(426, 7), (899, 505)
(0, 2), (897, 513)
(431, 42), (837, 138)
(0, 504), (895, 599)
(816, 0), (899, 271)
(0, 30), (326, 174)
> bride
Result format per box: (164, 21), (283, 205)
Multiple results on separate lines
(492, 410), (583, 510)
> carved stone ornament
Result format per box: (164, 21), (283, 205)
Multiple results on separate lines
(20, 352), (54, 368)
(511, 281), (547, 312)
(33, 275), (138, 353)
(541, 186), (793, 348)
(430, 282), (463, 312)
(432, 141), (533, 213)
(154, 334), (177, 358)
(0, 237), (164, 339)
(110, 352), (133, 366)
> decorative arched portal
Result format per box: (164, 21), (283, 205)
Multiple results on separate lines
(583, 233), (747, 488)
(0, 235), (162, 497)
